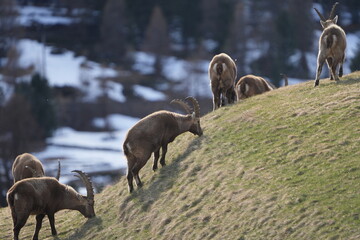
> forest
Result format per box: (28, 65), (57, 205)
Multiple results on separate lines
(1, 0), (360, 206)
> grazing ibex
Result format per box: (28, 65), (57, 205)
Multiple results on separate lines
(209, 53), (237, 110)
(314, 2), (346, 87)
(235, 75), (275, 100)
(123, 97), (202, 193)
(12, 153), (60, 183)
(7, 170), (95, 240)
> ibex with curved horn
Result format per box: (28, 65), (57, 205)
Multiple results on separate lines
(7, 170), (95, 240)
(12, 153), (60, 183)
(314, 2), (346, 87)
(123, 97), (202, 193)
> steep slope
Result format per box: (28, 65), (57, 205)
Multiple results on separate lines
(1, 73), (360, 240)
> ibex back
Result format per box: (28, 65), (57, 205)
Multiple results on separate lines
(209, 53), (237, 110)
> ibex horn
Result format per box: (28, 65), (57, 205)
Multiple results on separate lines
(329, 2), (339, 19)
(314, 7), (326, 21)
(185, 96), (200, 118)
(55, 160), (61, 180)
(72, 170), (94, 201)
(25, 165), (37, 177)
(170, 99), (191, 114)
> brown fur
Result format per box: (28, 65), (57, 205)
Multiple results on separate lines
(123, 98), (202, 193)
(235, 75), (274, 100)
(7, 172), (94, 240)
(12, 153), (45, 183)
(12, 153), (60, 183)
(314, 3), (346, 87)
(209, 53), (237, 110)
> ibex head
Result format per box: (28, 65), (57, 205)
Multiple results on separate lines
(314, 2), (339, 29)
(171, 96), (203, 136)
(72, 170), (95, 218)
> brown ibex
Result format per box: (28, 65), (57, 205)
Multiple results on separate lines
(314, 2), (346, 87)
(209, 53), (237, 110)
(123, 97), (202, 193)
(7, 170), (95, 240)
(12, 153), (60, 183)
(235, 75), (275, 100)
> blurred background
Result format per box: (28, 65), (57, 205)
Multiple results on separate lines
(1, 0), (360, 206)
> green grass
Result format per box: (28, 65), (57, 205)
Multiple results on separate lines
(1, 73), (360, 239)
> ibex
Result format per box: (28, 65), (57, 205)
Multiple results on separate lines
(235, 75), (275, 100)
(7, 170), (95, 240)
(209, 53), (237, 110)
(12, 153), (60, 183)
(123, 97), (202, 193)
(314, 2), (346, 87)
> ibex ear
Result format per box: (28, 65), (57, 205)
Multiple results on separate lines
(332, 15), (338, 24)
(320, 20), (326, 28)
(191, 112), (196, 120)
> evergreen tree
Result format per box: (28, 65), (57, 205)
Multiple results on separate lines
(99, 0), (127, 63)
(0, 0), (19, 61)
(142, 6), (170, 79)
(16, 73), (57, 138)
(225, 1), (248, 76)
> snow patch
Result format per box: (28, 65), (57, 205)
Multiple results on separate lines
(133, 85), (167, 101)
(18, 6), (75, 26)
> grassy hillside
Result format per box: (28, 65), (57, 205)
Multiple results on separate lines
(1, 73), (360, 240)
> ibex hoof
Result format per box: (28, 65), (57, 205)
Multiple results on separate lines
(314, 81), (319, 87)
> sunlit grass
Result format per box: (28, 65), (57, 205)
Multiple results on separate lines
(1, 72), (360, 239)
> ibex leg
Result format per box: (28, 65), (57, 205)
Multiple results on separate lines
(339, 55), (345, 77)
(127, 161), (135, 193)
(132, 160), (148, 188)
(339, 65), (343, 77)
(152, 150), (160, 171)
(160, 144), (168, 167)
(226, 88), (235, 104)
(47, 213), (57, 236)
(331, 64), (339, 81)
(212, 91), (221, 110)
(326, 58), (334, 80)
(33, 214), (45, 240)
(314, 56), (325, 87)
(13, 212), (29, 240)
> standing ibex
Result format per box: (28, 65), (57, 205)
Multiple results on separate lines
(123, 97), (202, 193)
(314, 2), (346, 87)
(12, 153), (60, 183)
(235, 75), (275, 100)
(209, 53), (237, 110)
(7, 170), (95, 240)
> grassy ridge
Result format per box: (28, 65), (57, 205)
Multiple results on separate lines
(1, 73), (360, 239)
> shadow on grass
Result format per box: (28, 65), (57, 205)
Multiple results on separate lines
(337, 76), (360, 85)
(121, 135), (205, 212)
(64, 216), (103, 240)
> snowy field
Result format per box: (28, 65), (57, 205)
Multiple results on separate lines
(33, 114), (139, 186)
